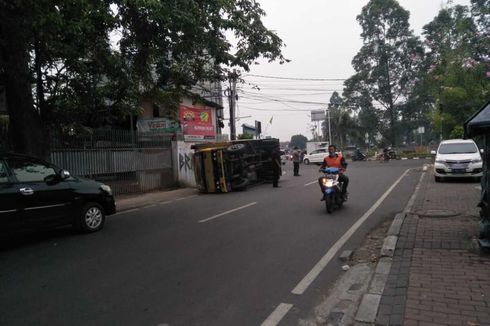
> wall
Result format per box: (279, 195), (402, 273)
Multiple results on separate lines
(174, 141), (197, 187)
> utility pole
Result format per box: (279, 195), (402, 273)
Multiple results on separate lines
(228, 70), (238, 140)
(327, 108), (332, 146)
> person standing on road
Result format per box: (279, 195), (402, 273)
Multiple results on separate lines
(271, 148), (281, 187)
(292, 146), (301, 176)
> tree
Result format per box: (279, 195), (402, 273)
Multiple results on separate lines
(322, 92), (357, 148)
(344, 0), (423, 147)
(421, 2), (490, 138)
(0, 0), (287, 158)
(289, 134), (308, 150)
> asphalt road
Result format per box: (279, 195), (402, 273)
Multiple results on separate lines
(0, 159), (427, 326)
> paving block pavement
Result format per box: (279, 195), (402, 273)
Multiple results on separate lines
(376, 172), (490, 326)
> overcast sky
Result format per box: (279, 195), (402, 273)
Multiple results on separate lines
(223, 0), (471, 143)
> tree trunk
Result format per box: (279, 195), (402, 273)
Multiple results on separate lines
(0, 4), (49, 159)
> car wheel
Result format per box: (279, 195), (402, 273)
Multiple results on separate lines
(304, 159), (310, 165)
(75, 202), (105, 232)
(435, 176), (441, 182)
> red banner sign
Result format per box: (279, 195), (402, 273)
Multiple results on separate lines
(179, 105), (215, 140)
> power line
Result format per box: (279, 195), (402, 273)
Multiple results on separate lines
(240, 94), (328, 106)
(239, 105), (312, 112)
(244, 74), (347, 81)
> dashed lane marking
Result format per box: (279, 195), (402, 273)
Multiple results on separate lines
(198, 202), (257, 223)
(261, 303), (293, 326)
(113, 208), (139, 216)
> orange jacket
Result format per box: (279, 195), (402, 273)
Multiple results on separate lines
(321, 153), (347, 171)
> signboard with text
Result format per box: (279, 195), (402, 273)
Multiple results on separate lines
(311, 110), (326, 121)
(179, 105), (215, 141)
(136, 118), (180, 133)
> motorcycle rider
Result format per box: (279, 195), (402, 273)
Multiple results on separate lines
(353, 148), (365, 161)
(318, 144), (349, 201)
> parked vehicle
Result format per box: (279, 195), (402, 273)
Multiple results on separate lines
(303, 148), (328, 165)
(432, 139), (483, 182)
(351, 149), (366, 161)
(0, 152), (116, 234)
(318, 167), (346, 213)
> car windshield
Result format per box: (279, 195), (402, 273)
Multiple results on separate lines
(438, 143), (478, 154)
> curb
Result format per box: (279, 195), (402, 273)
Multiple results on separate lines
(354, 213), (406, 324)
(354, 168), (427, 324)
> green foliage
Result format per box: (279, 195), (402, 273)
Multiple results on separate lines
(289, 134), (308, 149)
(421, 2), (490, 139)
(238, 133), (253, 139)
(323, 92), (359, 148)
(344, 0), (424, 146)
(0, 0), (286, 155)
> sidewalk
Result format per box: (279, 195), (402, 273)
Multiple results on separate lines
(306, 168), (490, 326)
(375, 171), (490, 326)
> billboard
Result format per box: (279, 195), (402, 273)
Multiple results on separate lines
(311, 110), (325, 121)
(136, 118), (180, 133)
(179, 105), (215, 141)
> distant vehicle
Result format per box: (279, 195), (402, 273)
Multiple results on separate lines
(306, 142), (329, 155)
(0, 152), (116, 234)
(432, 139), (483, 182)
(303, 148), (328, 165)
(279, 150), (287, 165)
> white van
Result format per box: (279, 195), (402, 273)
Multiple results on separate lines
(433, 139), (483, 182)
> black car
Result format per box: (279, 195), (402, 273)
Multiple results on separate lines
(0, 152), (116, 234)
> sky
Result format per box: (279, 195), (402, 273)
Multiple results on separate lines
(223, 0), (471, 142)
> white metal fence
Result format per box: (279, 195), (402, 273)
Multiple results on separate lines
(50, 130), (175, 195)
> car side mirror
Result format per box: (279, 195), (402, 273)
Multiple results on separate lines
(60, 170), (71, 180)
(44, 174), (60, 185)
(430, 150), (436, 155)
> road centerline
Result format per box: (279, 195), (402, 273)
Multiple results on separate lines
(198, 202), (257, 223)
(304, 180), (318, 186)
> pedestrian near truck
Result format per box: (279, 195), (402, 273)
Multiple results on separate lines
(292, 146), (301, 176)
(271, 148), (281, 188)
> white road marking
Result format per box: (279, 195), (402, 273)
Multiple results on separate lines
(403, 172), (425, 214)
(175, 195), (198, 201)
(159, 200), (172, 205)
(291, 168), (411, 295)
(261, 303), (293, 326)
(304, 180), (318, 186)
(114, 208), (139, 216)
(198, 202), (257, 223)
(143, 204), (157, 209)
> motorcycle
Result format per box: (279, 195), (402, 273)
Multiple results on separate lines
(352, 150), (366, 161)
(319, 167), (346, 213)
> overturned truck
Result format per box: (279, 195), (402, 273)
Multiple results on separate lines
(191, 138), (281, 193)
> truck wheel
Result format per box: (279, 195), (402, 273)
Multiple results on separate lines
(231, 178), (249, 191)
